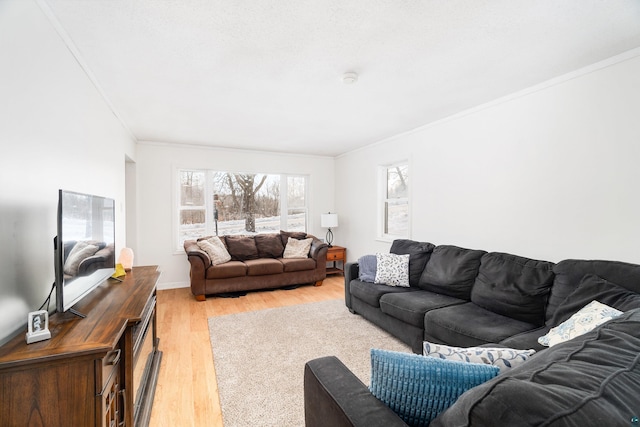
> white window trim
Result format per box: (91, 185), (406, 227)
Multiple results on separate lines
(174, 168), (309, 251)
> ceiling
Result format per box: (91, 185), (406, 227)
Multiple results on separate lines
(42, 0), (640, 157)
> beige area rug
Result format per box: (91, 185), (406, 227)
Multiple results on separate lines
(208, 299), (411, 427)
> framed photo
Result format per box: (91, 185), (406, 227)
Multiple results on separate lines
(26, 310), (51, 344)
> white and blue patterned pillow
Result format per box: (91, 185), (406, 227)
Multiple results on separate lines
(369, 349), (499, 427)
(422, 341), (535, 374)
(374, 253), (410, 287)
(538, 300), (623, 347)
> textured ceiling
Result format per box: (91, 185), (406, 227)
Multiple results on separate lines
(42, 0), (640, 157)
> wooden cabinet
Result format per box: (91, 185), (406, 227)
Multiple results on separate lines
(326, 246), (346, 276)
(0, 266), (161, 427)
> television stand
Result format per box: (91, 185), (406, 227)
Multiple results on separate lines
(0, 265), (161, 427)
(68, 307), (87, 318)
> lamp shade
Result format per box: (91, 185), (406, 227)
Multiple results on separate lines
(321, 213), (339, 228)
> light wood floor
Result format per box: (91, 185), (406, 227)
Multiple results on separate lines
(149, 276), (345, 427)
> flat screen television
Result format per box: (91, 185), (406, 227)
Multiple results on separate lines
(54, 189), (116, 315)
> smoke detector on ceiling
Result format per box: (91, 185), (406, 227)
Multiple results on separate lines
(342, 72), (358, 84)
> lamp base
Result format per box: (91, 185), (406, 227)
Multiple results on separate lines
(325, 228), (334, 247)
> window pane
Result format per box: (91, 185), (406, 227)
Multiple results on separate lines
(287, 176), (305, 208)
(212, 172), (281, 235)
(287, 209), (306, 232)
(179, 209), (206, 242)
(385, 201), (409, 236)
(180, 170), (205, 206)
(387, 165), (408, 199)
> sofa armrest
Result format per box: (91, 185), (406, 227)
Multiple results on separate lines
(184, 240), (211, 266)
(184, 240), (210, 299)
(304, 356), (407, 427)
(309, 236), (328, 262)
(344, 262), (360, 310)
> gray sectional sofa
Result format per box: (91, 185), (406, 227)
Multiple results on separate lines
(304, 239), (640, 426)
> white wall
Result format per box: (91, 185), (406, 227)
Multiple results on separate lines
(0, 0), (135, 344)
(134, 143), (335, 289)
(336, 53), (640, 265)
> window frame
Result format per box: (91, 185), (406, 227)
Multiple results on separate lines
(174, 168), (309, 250)
(378, 161), (410, 242)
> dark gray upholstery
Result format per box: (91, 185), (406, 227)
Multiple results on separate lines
(305, 240), (640, 427)
(432, 308), (640, 427)
(470, 252), (555, 325)
(424, 302), (539, 347)
(349, 280), (418, 308)
(417, 245), (486, 298)
(380, 291), (465, 328)
(304, 356), (408, 427)
(546, 259), (640, 322)
(498, 325), (550, 351)
(352, 297), (426, 353)
(347, 245), (556, 352)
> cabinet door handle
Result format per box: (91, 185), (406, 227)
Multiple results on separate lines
(119, 388), (127, 426)
(107, 349), (121, 366)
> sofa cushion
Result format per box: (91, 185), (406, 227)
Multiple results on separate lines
(350, 280), (419, 308)
(499, 326), (550, 351)
(205, 260), (247, 279)
(358, 254), (377, 283)
(431, 308), (640, 427)
(197, 236), (232, 265)
(470, 252), (555, 326)
(254, 233), (285, 258)
(375, 253), (410, 287)
(422, 341), (536, 374)
(244, 258), (284, 276)
(370, 348), (499, 427)
(225, 235), (260, 261)
(548, 274), (640, 328)
(280, 257), (316, 272)
(380, 291), (466, 328)
(424, 302), (539, 347)
(390, 239), (436, 287)
(418, 245), (486, 299)
(547, 259), (640, 323)
(283, 237), (312, 258)
(538, 300), (623, 347)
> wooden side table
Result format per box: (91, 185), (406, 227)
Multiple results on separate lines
(326, 245), (346, 276)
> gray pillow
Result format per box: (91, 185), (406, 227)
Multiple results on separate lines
(358, 254), (377, 283)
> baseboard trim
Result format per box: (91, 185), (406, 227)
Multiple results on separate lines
(156, 281), (190, 291)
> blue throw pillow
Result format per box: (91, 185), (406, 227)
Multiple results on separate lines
(369, 349), (499, 427)
(358, 254), (377, 283)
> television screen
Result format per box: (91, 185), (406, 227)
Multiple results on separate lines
(55, 190), (116, 314)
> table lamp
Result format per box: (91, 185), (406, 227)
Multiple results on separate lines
(321, 213), (339, 247)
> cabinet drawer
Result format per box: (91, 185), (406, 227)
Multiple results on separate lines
(327, 251), (345, 261)
(100, 348), (121, 393)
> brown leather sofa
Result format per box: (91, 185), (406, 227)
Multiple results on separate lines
(184, 231), (328, 301)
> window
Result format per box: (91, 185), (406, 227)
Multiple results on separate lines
(379, 162), (409, 240)
(177, 169), (308, 248)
